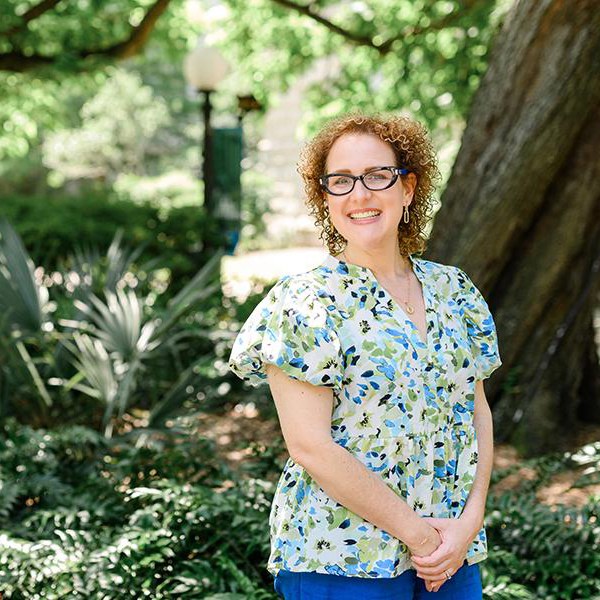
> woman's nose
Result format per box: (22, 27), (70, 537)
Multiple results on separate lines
(350, 178), (372, 201)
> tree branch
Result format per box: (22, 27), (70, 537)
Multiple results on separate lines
(269, 0), (490, 55)
(269, 0), (383, 52)
(408, 3), (478, 37)
(0, 51), (53, 72)
(95, 0), (173, 59)
(0, 0), (173, 73)
(2, 0), (64, 36)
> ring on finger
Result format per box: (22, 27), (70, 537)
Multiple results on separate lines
(444, 569), (452, 580)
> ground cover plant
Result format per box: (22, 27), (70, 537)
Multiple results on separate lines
(1, 413), (599, 598)
(0, 419), (275, 599)
(482, 441), (600, 599)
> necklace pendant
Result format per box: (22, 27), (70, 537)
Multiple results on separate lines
(405, 303), (415, 315)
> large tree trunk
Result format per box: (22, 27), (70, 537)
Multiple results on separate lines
(426, 0), (600, 456)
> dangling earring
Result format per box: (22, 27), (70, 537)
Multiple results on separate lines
(403, 205), (410, 223)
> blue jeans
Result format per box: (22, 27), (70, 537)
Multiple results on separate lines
(273, 560), (482, 599)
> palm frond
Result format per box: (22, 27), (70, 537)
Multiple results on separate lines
(14, 340), (52, 407)
(154, 249), (223, 339)
(74, 289), (159, 361)
(0, 218), (49, 334)
(147, 354), (213, 429)
(68, 229), (152, 302)
(104, 229), (147, 292)
(67, 333), (118, 405)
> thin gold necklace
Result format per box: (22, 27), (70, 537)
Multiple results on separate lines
(342, 250), (414, 314)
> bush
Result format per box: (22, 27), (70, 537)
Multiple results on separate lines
(0, 190), (220, 285)
(1, 426), (599, 598)
(0, 218), (224, 431)
(482, 442), (600, 599)
(0, 419), (277, 599)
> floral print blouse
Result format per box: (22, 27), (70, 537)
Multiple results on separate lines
(228, 253), (502, 579)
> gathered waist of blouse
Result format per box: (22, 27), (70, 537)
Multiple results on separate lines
(331, 420), (476, 445)
(331, 412), (475, 440)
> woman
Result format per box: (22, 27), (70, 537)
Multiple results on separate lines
(228, 113), (501, 599)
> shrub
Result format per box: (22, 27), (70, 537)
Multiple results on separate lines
(0, 191), (219, 284)
(482, 442), (600, 599)
(0, 218), (224, 432)
(0, 419), (276, 599)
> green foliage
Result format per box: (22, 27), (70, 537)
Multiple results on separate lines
(236, 169), (271, 253)
(2, 417), (599, 598)
(113, 171), (202, 211)
(0, 0), (174, 60)
(0, 72), (94, 162)
(219, 0), (511, 138)
(0, 419), (277, 599)
(0, 0), (195, 164)
(484, 496), (600, 599)
(0, 191), (214, 279)
(0, 217), (50, 334)
(0, 219), (223, 432)
(0, 0), (512, 169)
(0, 420), (105, 521)
(482, 442), (600, 599)
(43, 69), (171, 184)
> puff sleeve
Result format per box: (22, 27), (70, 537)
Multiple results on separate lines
(455, 267), (502, 380)
(228, 276), (344, 390)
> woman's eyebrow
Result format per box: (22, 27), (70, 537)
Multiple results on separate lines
(326, 165), (388, 174)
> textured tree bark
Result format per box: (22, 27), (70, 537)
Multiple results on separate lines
(426, 0), (600, 456)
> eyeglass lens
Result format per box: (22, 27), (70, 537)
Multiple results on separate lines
(324, 168), (397, 195)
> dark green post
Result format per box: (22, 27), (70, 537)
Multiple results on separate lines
(212, 127), (243, 255)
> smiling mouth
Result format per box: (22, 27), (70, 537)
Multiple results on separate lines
(348, 210), (382, 220)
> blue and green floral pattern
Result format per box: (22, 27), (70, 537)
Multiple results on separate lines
(228, 253), (502, 579)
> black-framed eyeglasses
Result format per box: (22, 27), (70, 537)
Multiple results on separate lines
(319, 166), (409, 196)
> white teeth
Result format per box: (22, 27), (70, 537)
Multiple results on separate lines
(349, 211), (381, 220)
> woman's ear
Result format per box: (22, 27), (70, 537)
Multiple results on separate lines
(402, 172), (417, 202)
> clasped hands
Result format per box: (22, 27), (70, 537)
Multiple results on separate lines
(409, 517), (475, 593)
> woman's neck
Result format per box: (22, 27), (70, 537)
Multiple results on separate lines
(340, 244), (412, 281)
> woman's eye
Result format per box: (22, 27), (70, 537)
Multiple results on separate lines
(331, 176), (352, 186)
(366, 172), (388, 181)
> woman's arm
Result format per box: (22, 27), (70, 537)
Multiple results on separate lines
(265, 363), (441, 555)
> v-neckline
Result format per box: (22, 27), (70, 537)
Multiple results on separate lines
(325, 253), (436, 353)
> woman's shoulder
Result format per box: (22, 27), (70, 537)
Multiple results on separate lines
(412, 256), (485, 303)
(412, 255), (462, 284)
(259, 263), (335, 314)
(267, 265), (327, 294)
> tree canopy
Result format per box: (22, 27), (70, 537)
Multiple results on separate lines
(0, 0), (511, 164)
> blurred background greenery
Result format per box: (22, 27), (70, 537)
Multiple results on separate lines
(1, 0), (599, 598)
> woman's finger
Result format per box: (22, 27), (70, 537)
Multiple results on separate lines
(411, 550), (452, 570)
(426, 576), (447, 593)
(414, 559), (453, 577)
(411, 547), (450, 567)
(419, 561), (461, 581)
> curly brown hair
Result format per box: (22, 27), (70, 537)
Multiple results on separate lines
(297, 112), (441, 257)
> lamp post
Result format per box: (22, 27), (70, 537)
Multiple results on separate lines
(183, 40), (230, 223)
